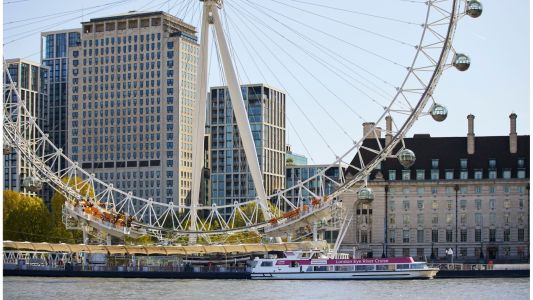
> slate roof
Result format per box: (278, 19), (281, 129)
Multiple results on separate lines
(347, 135), (530, 180)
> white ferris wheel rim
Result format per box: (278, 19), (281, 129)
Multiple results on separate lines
(3, 0), (465, 238)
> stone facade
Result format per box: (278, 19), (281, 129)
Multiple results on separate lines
(340, 115), (529, 263)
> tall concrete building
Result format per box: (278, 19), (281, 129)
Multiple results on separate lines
(67, 11), (198, 210)
(40, 29), (82, 202)
(340, 114), (529, 263)
(3, 59), (49, 196)
(209, 84), (286, 215)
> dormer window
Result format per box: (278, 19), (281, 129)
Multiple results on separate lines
(460, 159), (468, 169)
(518, 158), (525, 168)
(431, 159), (439, 169)
(488, 159), (496, 169)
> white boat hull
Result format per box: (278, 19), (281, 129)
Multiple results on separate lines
(251, 269), (438, 280)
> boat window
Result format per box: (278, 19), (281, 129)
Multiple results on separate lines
(306, 266), (314, 272)
(335, 265), (354, 272)
(410, 263), (427, 269)
(311, 253), (320, 259)
(376, 265), (389, 271)
(314, 266), (329, 272)
(260, 261), (273, 267)
(301, 253), (310, 258)
(397, 264), (410, 270)
(355, 265), (375, 271)
(290, 261), (299, 268)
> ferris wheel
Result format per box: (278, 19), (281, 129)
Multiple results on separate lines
(3, 0), (483, 244)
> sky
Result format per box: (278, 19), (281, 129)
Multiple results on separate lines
(2, 0), (531, 165)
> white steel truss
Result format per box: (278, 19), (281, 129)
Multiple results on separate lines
(2, 0), (469, 244)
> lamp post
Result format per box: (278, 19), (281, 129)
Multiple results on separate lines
(384, 184), (389, 258)
(479, 215), (485, 263)
(430, 241), (436, 262)
(454, 184), (459, 261)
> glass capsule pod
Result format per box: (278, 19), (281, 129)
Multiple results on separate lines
(466, 0), (483, 18)
(430, 104), (448, 122)
(398, 148), (416, 168)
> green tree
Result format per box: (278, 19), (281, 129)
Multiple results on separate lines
(3, 190), (53, 242)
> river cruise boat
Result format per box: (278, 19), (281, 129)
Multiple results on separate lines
(250, 250), (438, 280)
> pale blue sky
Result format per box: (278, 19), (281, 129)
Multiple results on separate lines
(2, 0), (530, 164)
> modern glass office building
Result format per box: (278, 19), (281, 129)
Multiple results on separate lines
(40, 29), (81, 202)
(3, 59), (48, 197)
(67, 11), (198, 209)
(209, 84), (286, 215)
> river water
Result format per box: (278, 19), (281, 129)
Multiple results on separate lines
(3, 277), (529, 300)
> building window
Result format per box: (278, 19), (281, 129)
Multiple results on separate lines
(389, 229), (396, 243)
(475, 186), (482, 194)
(488, 159), (496, 168)
(446, 229), (453, 242)
(403, 215), (410, 226)
(460, 171), (468, 180)
(475, 213), (482, 226)
(432, 214), (438, 225)
(402, 170), (411, 180)
(432, 200), (438, 210)
(460, 199), (467, 210)
(489, 199), (495, 210)
(489, 212), (496, 225)
(460, 248), (467, 257)
(503, 169), (512, 179)
(389, 215), (395, 225)
(388, 170), (396, 181)
(389, 200), (395, 212)
(417, 214), (424, 225)
(489, 186), (496, 194)
(417, 230), (424, 243)
(504, 212), (510, 225)
(503, 229), (510, 242)
(445, 170), (454, 180)
(431, 159), (439, 168)
(460, 214), (466, 225)
(416, 169), (425, 180)
(431, 229), (438, 242)
(446, 213), (453, 225)
(475, 229), (481, 242)
(403, 248), (410, 257)
(475, 199), (482, 210)
(519, 199), (524, 209)
(518, 229), (525, 241)
(417, 248), (424, 258)
(431, 187), (438, 194)
(488, 170), (497, 179)
(460, 159), (468, 169)
(503, 247), (511, 257)
(403, 230), (410, 243)
(403, 200), (410, 210)
(417, 200), (424, 210)
(460, 229), (467, 242)
(474, 169), (483, 179)
(489, 229), (496, 242)
(447, 200), (453, 210)
(518, 213), (524, 224)
(504, 199), (511, 209)
(517, 158), (525, 168)
(431, 169), (439, 180)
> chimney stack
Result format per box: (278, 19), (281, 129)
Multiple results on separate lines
(467, 114), (475, 155)
(362, 122), (382, 139)
(509, 113), (518, 154)
(385, 116), (392, 146)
